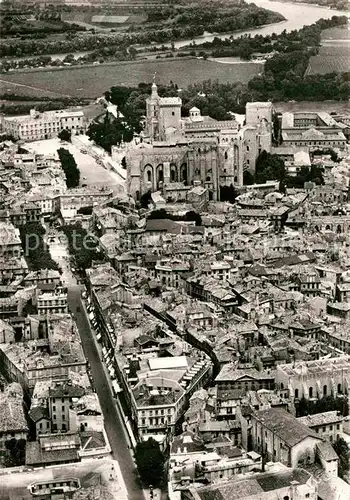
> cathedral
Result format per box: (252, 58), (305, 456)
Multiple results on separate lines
(126, 82), (273, 201)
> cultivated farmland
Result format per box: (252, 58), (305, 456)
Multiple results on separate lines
(305, 46), (350, 76)
(0, 58), (263, 98)
(305, 26), (350, 76)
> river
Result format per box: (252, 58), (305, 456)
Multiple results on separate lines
(172, 0), (349, 48)
(5, 0), (350, 62)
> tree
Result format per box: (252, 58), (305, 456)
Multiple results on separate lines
(255, 150), (286, 184)
(61, 224), (103, 271)
(4, 438), (26, 467)
(243, 171), (255, 185)
(19, 222), (59, 271)
(333, 437), (349, 478)
(58, 129), (72, 142)
(296, 394), (349, 417)
(135, 438), (165, 486)
(57, 148), (80, 188)
(220, 184), (238, 203)
(184, 211), (202, 226)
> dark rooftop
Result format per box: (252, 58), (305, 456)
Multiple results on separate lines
(252, 408), (320, 447)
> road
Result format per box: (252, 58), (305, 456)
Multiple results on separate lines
(67, 285), (145, 500)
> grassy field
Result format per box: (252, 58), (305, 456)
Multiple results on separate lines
(0, 58), (263, 98)
(321, 25), (350, 41)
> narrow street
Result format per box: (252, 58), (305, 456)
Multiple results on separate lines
(67, 286), (145, 500)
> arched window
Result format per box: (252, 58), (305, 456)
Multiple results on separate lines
(309, 387), (313, 398)
(180, 163), (188, 185)
(224, 151), (228, 160)
(147, 171), (151, 182)
(337, 224), (342, 233)
(170, 164), (178, 183)
(338, 383), (342, 394)
(323, 385), (327, 396)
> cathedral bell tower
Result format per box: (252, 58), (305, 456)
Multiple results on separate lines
(146, 80), (160, 142)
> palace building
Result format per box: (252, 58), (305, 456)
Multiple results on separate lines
(126, 83), (273, 201)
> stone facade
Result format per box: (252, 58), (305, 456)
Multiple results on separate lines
(126, 84), (273, 201)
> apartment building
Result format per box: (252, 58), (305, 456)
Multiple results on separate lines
(0, 221), (22, 258)
(35, 283), (68, 316)
(3, 109), (85, 141)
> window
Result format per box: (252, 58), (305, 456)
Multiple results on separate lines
(309, 387), (313, 398)
(53, 405), (56, 411)
(172, 111), (175, 116)
(295, 389), (299, 399)
(329, 425), (333, 431)
(323, 426), (326, 432)
(323, 385), (327, 396)
(337, 424), (340, 430)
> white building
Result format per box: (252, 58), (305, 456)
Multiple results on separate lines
(3, 109), (85, 141)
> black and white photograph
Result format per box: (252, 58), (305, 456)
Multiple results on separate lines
(0, 0), (349, 498)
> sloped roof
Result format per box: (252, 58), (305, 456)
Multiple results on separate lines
(252, 408), (320, 447)
(29, 405), (50, 423)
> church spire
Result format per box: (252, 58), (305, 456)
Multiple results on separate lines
(151, 72), (158, 98)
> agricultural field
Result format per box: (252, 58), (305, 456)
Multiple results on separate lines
(305, 44), (350, 75)
(0, 58), (263, 98)
(305, 25), (350, 76)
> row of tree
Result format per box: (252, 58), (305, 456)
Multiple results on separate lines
(296, 394), (349, 418)
(57, 148), (80, 188)
(19, 222), (60, 271)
